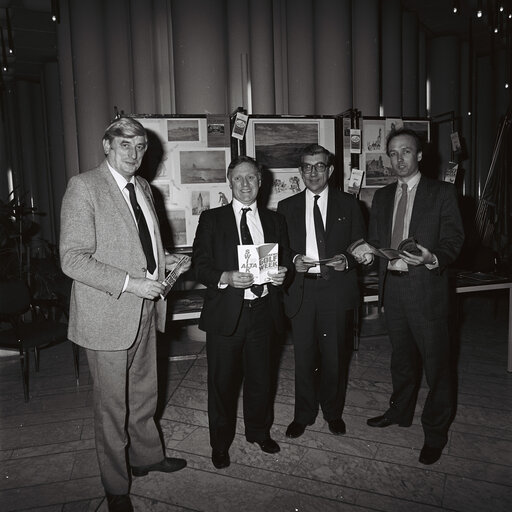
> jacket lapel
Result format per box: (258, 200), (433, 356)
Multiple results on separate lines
(102, 162), (139, 237)
(382, 183), (397, 246)
(409, 176), (429, 235)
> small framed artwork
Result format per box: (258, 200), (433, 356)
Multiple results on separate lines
(178, 148), (228, 185)
(362, 152), (397, 187)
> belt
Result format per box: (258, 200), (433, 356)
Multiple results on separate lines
(388, 270), (409, 277)
(304, 273), (324, 280)
(242, 295), (270, 308)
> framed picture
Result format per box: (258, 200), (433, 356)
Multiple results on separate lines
(178, 149), (228, 185)
(245, 116), (336, 209)
(131, 114), (232, 248)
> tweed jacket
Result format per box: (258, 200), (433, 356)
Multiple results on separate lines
(59, 160), (167, 350)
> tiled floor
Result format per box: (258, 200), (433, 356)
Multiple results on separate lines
(1, 293), (511, 511)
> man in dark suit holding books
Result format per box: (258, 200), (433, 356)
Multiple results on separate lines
(192, 156), (291, 469)
(277, 144), (366, 439)
(356, 128), (464, 465)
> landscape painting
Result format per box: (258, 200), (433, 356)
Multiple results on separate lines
(167, 119), (200, 142)
(179, 150), (227, 184)
(253, 122), (319, 169)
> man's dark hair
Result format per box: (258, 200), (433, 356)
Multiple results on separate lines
(386, 128), (422, 156)
(300, 144), (333, 166)
(227, 155), (262, 179)
(103, 117), (147, 144)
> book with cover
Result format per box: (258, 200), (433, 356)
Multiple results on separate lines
(238, 243), (278, 284)
(347, 237), (420, 261)
(160, 255), (191, 299)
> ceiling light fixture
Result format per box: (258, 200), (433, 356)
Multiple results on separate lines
(453, 0), (459, 14)
(477, 0), (483, 17)
(51, 0), (60, 23)
(5, 8), (13, 55)
(0, 28), (8, 72)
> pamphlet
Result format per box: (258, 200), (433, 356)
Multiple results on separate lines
(160, 255), (191, 299)
(347, 168), (364, 194)
(347, 237), (420, 261)
(238, 243), (278, 284)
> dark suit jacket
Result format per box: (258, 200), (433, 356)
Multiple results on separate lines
(368, 175), (464, 318)
(277, 187), (366, 318)
(192, 203), (292, 336)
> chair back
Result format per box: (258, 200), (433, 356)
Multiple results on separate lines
(0, 280), (31, 316)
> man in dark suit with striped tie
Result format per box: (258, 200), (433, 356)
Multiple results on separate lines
(277, 144), (366, 440)
(192, 156), (292, 470)
(358, 128), (464, 465)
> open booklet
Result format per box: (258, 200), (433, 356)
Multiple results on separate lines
(238, 243), (278, 285)
(347, 237), (420, 261)
(160, 255), (192, 299)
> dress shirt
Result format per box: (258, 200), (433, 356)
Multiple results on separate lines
(388, 172), (437, 271)
(305, 187), (328, 274)
(108, 164), (159, 286)
(230, 198), (268, 299)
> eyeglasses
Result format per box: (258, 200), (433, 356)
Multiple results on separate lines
(300, 162), (328, 175)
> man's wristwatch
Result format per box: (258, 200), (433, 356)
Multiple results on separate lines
(430, 255), (438, 266)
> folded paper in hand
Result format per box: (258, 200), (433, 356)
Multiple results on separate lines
(238, 243), (278, 284)
(161, 255), (191, 299)
(347, 237), (420, 261)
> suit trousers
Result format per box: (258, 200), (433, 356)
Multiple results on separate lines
(85, 299), (164, 495)
(290, 277), (352, 425)
(383, 273), (454, 448)
(206, 296), (274, 451)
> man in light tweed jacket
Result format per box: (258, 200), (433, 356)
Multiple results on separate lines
(60, 117), (190, 512)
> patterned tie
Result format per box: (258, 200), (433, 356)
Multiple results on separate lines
(125, 183), (156, 274)
(313, 195), (329, 279)
(391, 183), (408, 249)
(240, 207), (263, 297)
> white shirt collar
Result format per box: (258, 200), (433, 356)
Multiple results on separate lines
(305, 186), (329, 201)
(232, 198), (257, 214)
(397, 171), (421, 191)
(107, 161), (135, 190)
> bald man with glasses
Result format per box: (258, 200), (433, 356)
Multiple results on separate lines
(277, 144), (366, 439)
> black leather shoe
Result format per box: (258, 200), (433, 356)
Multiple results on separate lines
(286, 421), (307, 438)
(106, 494), (133, 512)
(419, 444), (443, 465)
(366, 414), (412, 428)
(131, 456), (187, 477)
(250, 437), (280, 454)
(328, 418), (346, 435)
(211, 449), (230, 469)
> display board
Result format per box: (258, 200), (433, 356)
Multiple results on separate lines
(131, 115), (232, 248)
(347, 116), (430, 210)
(244, 115), (336, 210)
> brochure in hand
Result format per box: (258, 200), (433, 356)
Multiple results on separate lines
(161, 255), (191, 299)
(238, 243), (278, 284)
(347, 237), (420, 261)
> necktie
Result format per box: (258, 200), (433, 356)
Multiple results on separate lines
(313, 195), (329, 279)
(391, 183), (408, 249)
(240, 207), (263, 297)
(125, 183), (156, 274)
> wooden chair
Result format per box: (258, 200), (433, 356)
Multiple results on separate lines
(0, 279), (79, 401)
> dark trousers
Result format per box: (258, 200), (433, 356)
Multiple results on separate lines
(206, 296), (274, 451)
(383, 273), (454, 448)
(85, 300), (163, 495)
(290, 278), (352, 425)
